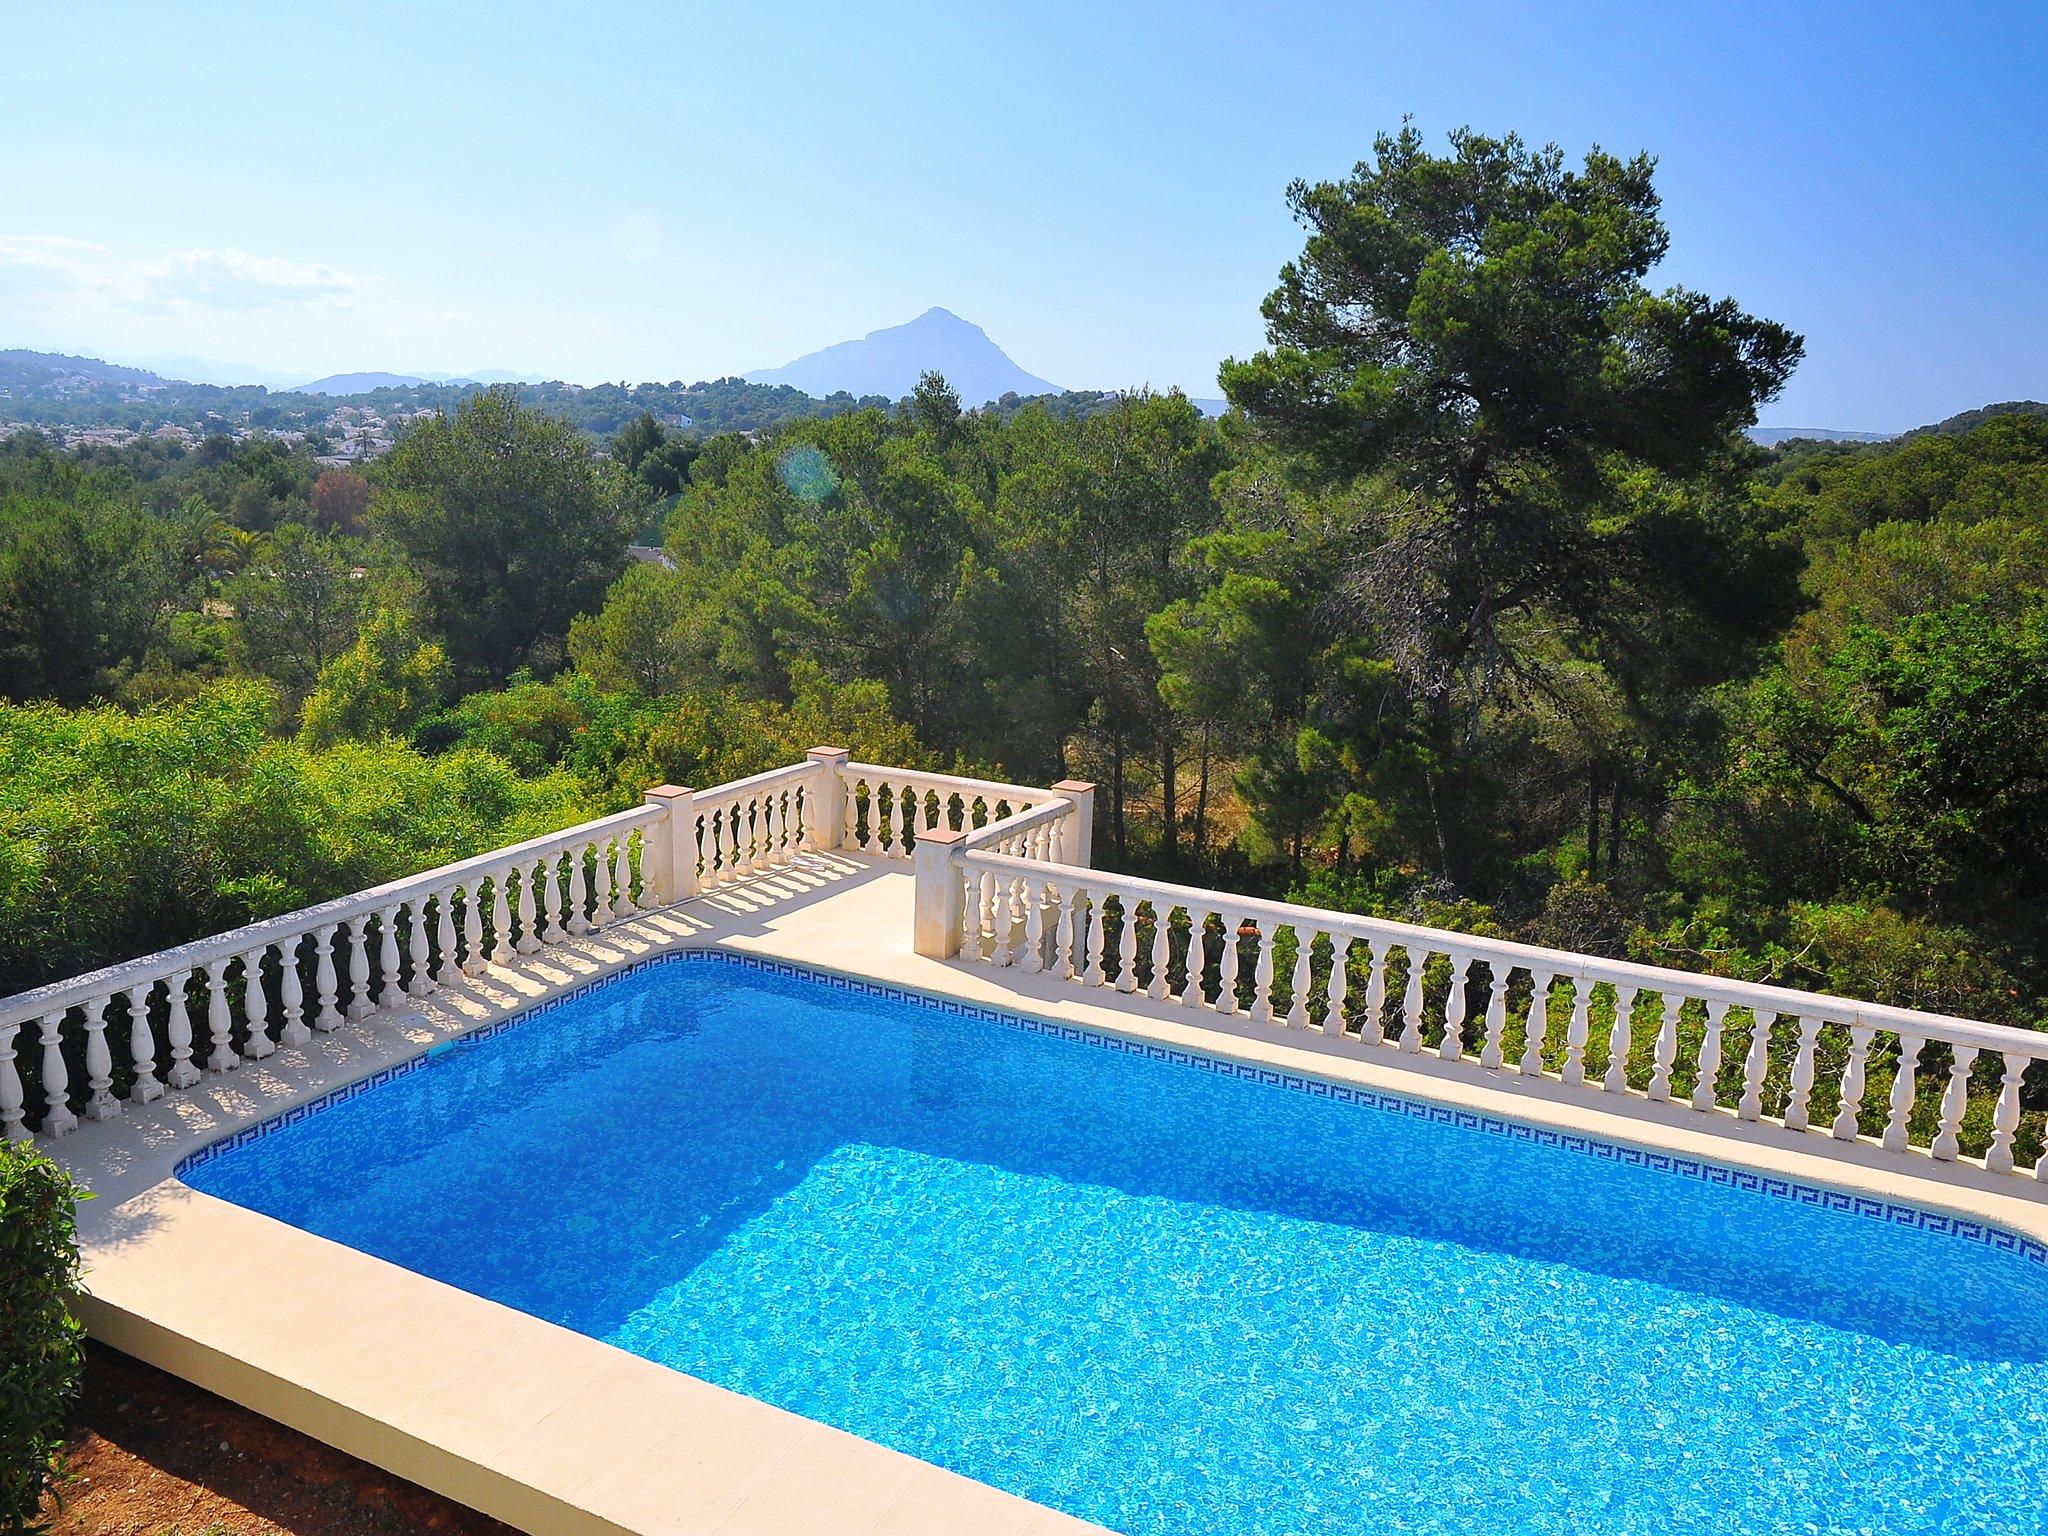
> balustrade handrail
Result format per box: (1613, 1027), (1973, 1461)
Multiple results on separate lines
(963, 849), (2044, 1057)
(843, 762), (1051, 806)
(0, 803), (663, 1025)
(962, 796), (1072, 850)
(691, 759), (820, 809)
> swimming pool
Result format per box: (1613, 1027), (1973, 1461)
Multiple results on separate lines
(185, 952), (2048, 1535)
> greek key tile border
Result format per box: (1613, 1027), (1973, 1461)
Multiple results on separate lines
(178, 947), (2048, 1268)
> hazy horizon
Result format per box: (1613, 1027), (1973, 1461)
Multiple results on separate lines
(3, 2), (2044, 431)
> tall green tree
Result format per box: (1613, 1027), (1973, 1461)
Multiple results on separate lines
(1221, 127), (1799, 691)
(375, 388), (639, 684)
(1220, 126), (1802, 880)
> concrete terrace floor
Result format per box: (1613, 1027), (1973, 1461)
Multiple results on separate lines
(50, 851), (2048, 1536)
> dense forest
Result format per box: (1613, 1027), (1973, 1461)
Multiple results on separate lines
(3, 129), (2044, 1141)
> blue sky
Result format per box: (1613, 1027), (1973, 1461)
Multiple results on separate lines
(2, 2), (2042, 430)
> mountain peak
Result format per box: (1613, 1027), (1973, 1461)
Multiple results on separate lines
(746, 309), (1062, 407)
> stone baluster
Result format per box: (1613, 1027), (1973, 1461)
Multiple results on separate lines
(514, 862), (541, 953)
(757, 793), (778, 869)
(1286, 931), (1314, 1028)
(1831, 1025), (1875, 1140)
(1399, 947), (1427, 1053)
(613, 837), (635, 911)
(374, 906), (402, 1006)
(38, 1010), (76, 1136)
(1114, 898), (1141, 993)
(593, 843), (618, 927)
(1056, 884), (1081, 981)
(1783, 1015), (1823, 1131)
(1326, 936), (1352, 1040)
(205, 959), (238, 1071)
(1479, 964), (1509, 1069)
(954, 869), (979, 960)
(0, 1021), (25, 1141)
(1691, 1000), (1728, 1111)
(164, 970), (200, 1087)
(1438, 953), (1472, 1061)
(566, 853), (591, 935)
(1147, 906), (1172, 1000)
(992, 880), (1019, 966)
(127, 982), (164, 1103)
(461, 880), (488, 969)
(1092, 891), (1119, 987)
(1362, 939), (1389, 1046)
(1562, 978), (1590, 1086)
(1883, 1033), (1923, 1152)
(278, 938), (310, 1045)
(1179, 909), (1212, 1007)
(1738, 1011), (1775, 1120)
(1932, 1046), (1975, 1160)
(1214, 915), (1241, 1015)
(346, 917), (373, 1019)
(1022, 878), (1048, 974)
(1987, 1053), (2027, 1174)
(433, 891), (460, 985)
(897, 786), (917, 858)
(1648, 991), (1683, 1102)
(1519, 969), (1554, 1075)
(240, 948), (274, 1059)
(1246, 921), (1273, 1017)
(980, 869), (1003, 960)
(533, 858), (559, 939)
(82, 997), (118, 1120)
(845, 780), (865, 851)
(309, 925), (342, 1036)
(1603, 984), (1637, 1093)
(490, 871), (517, 961)
(400, 900), (430, 997)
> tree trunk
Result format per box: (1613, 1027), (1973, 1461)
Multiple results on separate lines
(1608, 776), (1624, 878)
(1194, 727), (1211, 861)
(1110, 732), (1128, 864)
(1160, 721), (1178, 868)
(1587, 772), (1602, 881)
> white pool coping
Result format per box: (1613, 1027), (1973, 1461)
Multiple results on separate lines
(52, 852), (2048, 1536)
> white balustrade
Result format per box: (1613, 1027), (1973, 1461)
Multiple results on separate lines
(9, 752), (2042, 1200)
(0, 800), (665, 1140)
(940, 848), (2048, 1186)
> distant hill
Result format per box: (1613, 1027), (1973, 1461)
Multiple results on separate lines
(0, 348), (164, 389)
(746, 307), (1063, 407)
(1904, 400), (2048, 439)
(1746, 426), (1894, 446)
(292, 372), (437, 395)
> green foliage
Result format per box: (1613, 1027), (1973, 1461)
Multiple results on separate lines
(374, 388), (639, 684)
(297, 609), (450, 749)
(226, 522), (371, 702)
(0, 493), (176, 705)
(0, 685), (592, 994)
(566, 563), (700, 696)
(1218, 126), (1800, 701)
(0, 1139), (88, 1531)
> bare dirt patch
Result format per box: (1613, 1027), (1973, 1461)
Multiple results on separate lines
(42, 1344), (517, 1536)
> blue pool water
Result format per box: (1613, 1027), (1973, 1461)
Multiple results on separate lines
(186, 954), (2048, 1535)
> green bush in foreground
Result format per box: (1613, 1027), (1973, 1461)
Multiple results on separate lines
(0, 1139), (88, 1533)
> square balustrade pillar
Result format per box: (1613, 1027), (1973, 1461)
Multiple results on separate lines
(643, 784), (697, 902)
(913, 828), (967, 958)
(1051, 779), (1096, 868)
(806, 745), (851, 850)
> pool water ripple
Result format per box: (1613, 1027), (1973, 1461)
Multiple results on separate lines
(185, 954), (2048, 1535)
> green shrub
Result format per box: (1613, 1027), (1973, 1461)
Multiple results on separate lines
(0, 1140), (88, 1531)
